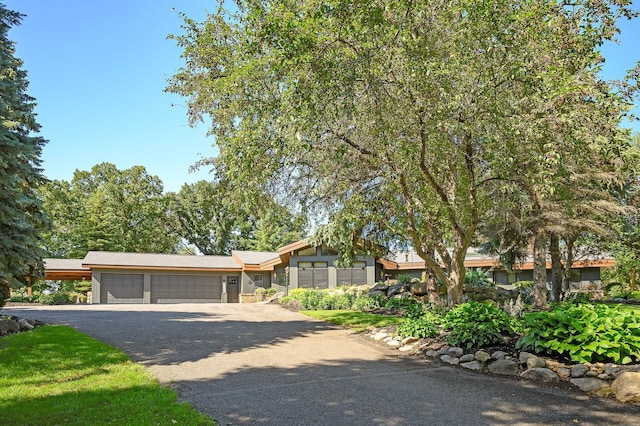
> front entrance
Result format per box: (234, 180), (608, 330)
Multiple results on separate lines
(227, 277), (239, 303)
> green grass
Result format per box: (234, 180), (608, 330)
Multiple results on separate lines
(0, 325), (214, 426)
(301, 310), (403, 332)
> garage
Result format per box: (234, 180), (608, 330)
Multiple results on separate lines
(100, 273), (144, 303)
(151, 274), (222, 303)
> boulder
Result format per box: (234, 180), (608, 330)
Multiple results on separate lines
(557, 368), (572, 380)
(518, 351), (536, 365)
(410, 282), (429, 296)
(368, 290), (387, 298)
(611, 372), (640, 403)
(526, 356), (547, 369)
(571, 364), (589, 378)
(487, 359), (519, 376)
(474, 350), (490, 363)
(491, 351), (508, 360)
(520, 368), (559, 383)
(0, 318), (20, 335)
(459, 354), (475, 363)
(372, 332), (388, 341)
(460, 360), (483, 371)
(570, 378), (610, 393)
(371, 283), (389, 292)
(441, 355), (460, 365)
(387, 284), (410, 298)
(17, 318), (34, 331)
(447, 347), (464, 358)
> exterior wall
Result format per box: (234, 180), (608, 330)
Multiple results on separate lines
(287, 245), (376, 289)
(241, 271), (272, 294)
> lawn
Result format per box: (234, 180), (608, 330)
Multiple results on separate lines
(301, 309), (403, 332)
(0, 325), (214, 426)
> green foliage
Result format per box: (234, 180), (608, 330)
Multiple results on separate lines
(396, 317), (440, 339)
(464, 268), (493, 287)
(396, 274), (413, 285)
(516, 303), (640, 364)
(39, 163), (177, 257)
(444, 302), (519, 348)
(352, 294), (385, 311)
(37, 292), (72, 305)
(0, 280), (10, 308)
(0, 5), (48, 289)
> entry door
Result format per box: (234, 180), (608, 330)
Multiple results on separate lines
(227, 277), (239, 303)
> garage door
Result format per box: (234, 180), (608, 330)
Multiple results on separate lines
(151, 274), (222, 303)
(101, 273), (144, 303)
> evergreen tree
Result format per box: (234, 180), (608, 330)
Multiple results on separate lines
(0, 4), (48, 306)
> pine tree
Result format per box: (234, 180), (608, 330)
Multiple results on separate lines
(0, 4), (48, 306)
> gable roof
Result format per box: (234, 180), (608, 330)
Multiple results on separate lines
(82, 251), (242, 271)
(232, 250), (280, 271)
(43, 258), (92, 281)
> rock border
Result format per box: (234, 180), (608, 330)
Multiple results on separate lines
(365, 325), (640, 405)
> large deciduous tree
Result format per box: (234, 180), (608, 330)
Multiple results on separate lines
(40, 163), (178, 257)
(169, 180), (306, 255)
(0, 5), (48, 305)
(168, 0), (636, 306)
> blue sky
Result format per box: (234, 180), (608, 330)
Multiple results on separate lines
(4, 0), (639, 193)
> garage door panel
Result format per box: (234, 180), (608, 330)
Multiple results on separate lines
(101, 273), (144, 304)
(151, 275), (222, 303)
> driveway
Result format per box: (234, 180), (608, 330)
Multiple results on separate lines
(3, 303), (640, 425)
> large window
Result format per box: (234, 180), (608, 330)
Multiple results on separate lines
(298, 261), (329, 289)
(253, 274), (264, 288)
(337, 262), (367, 285)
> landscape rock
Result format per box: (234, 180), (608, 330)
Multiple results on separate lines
(570, 378), (610, 393)
(0, 318), (20, 335)
(447, 347), (464, 358)
(399, 343), (417, 353)
(585, 370), (598, 378)
(409, 282), (429, 296)
(368, 290), (387, 298)
(460, 360), (483, 371)
(386, 339), (401, 347)
(474, 350), (490, 363)
(459, 354), (475, 363)
(571, 364), (589, 378)
(605, 366), (621, 376)
(425, 350), (440, 358)
(487, 359), (519, 376)
(387, 284), (410, 298)
(370, 283), (389, 292)
(491, 351), (508, 360)
(401, 336), (418, 345)
(441, 355), (460, 365)
(17, 318), (34, 331)
(526, 356), (547, 369)
(520, 368), (559, 383)
(557, 368), (572, 380)
(611, 372), (640, 403)
(518, 351), (536, 365)
(372, 332), (388, 341)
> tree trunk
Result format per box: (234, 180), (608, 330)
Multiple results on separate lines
(631, 266), (637, 293)
(550, 232), (562, 302)
(447, 257), (465, 307)
(533, 230), (548, 309)
(562, 236), (576, 292)
(424, 267), (440, 305)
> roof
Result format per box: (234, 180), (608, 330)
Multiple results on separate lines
(82, 251), (242, 271)
(43, 258), (92, 281)
(232, 250), (280, 271)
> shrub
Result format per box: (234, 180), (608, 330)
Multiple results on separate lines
(352, 294), (385, 311)
(385, 297), (420, 314)
(444, 301), (519, 348)
(266, 287), (277, 297)
(396, 317), (440, 339)
(254, 287), (267, 301)
(38, 292), (73, 305)
(516, 303), (640, 364)
(333, 293), (356, 310)
(465, 268), (492, 287)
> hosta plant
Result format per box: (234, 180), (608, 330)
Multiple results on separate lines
(444, 301), (520, 348)
(516, 303), (640, 364)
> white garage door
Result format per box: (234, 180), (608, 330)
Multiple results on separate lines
(151, 274), (222, 303)
(101, 273), (144, 303)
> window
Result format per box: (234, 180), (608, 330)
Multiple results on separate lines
(298, 247), (316, 256)
(507, 271), (517, 284)
(321, 246), (338, 256)
(253, 274), (264, 288)
(337, 262), (367, 285)
(570, 269), (581, 283)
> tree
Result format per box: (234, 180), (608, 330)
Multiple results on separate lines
(169, 180), (305, 254)
(0, 5), (48, 305)
(168, 0), (636, 306)
(40, 163), (178, 257)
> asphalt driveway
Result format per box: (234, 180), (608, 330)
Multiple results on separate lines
(3, 303), (640, 425)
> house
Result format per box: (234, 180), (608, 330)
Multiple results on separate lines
(42, 241), (614, 304)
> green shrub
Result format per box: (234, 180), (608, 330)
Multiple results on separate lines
(516, 303), (640, 364)
(444, 301), (519, 348)
(266, 287), (277, 297)
(465, 268), (492, 287)
(385, 297), (419, 313)
(352, 294), (385, 311)
(396, 317), (440, 339)
(333, 293), (356, 310)
(38, 292), (73, 305)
